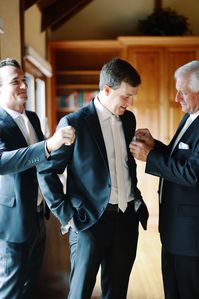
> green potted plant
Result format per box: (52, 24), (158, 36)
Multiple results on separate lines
(138, 7), (192, 36)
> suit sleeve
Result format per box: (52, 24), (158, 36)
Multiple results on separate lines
(0, 141), (47, 175)
(145, 140), (199, 187)
(36, 116), (75, 226)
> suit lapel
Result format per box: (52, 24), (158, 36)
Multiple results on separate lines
(83, 101), (109, 167)
(169, 113), (199, 154)
(120, 114), (134, 149)
(180, 114), (199, 140)
(0, 107), (28, 146)
(169, 113), (189, 149)
(26, 111), (44, 142)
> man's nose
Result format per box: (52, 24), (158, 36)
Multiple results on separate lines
(175, 91), (182, 102)
(127, 96), (134, 106)
(20, 81), (27, 89)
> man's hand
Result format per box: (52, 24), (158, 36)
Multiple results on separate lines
(129, 128), (154, 161)
(46, 126), (75, 153)
(135, 128), (155, 148)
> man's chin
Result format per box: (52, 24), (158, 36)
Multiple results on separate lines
(19, 97), (28, 103)
(119, 108), (126, 115)
(181, 105), (188, 112)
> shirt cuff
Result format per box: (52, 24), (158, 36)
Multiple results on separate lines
(44, 141), (51, 159)
(60, 223), (71, 235)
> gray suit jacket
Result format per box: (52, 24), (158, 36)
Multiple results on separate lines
(0, 107), (47, 243)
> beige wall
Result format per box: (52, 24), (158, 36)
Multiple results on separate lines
(0, 0), (21, 61)
(166, 0), (199, 35)
(48, 0), (199, 40)
(0, 2), (46, 62)
(25, 4), (46, 59)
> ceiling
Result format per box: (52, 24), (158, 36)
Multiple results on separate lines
(24, 0), (94, 31)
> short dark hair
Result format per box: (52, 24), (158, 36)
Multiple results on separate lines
(99, 57), (141, 90)
(0, 58), (22, 87)
(0, 58), (21, 69)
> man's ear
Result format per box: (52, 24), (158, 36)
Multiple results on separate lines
(104, 85), (111, 96)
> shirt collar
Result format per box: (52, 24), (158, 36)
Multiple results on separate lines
(94, 96), (114, 121)
(189, 110), (199, 121)
(2, 107), (23, 120)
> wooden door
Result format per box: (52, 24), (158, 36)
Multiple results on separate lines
(166, 47), (199, 141)
(125, 46), (163, 225)
(122, 40), (199, 226)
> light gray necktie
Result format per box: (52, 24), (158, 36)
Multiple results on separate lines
(20, 113), (37, 145)
(110, 115), (127, 212)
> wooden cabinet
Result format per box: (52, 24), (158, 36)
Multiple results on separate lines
(48, 36), (199, 225)
(48, 41), (123, 131)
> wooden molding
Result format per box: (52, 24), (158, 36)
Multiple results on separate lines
(41, 0), (93, 31)
(118, 36), (199, 46)
(24, 0), (39, 10)
(24, 46), (52, 77)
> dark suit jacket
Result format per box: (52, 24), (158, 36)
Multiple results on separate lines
(37, 100), (149, 231)
(146, 113), (199, 256)
(0, 107), (47, 243)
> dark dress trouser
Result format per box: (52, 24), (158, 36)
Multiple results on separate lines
(67, 204), (139, 299)
(0, 213), (46, 299)
(162, 247), (199, 299)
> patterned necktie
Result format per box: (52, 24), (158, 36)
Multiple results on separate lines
(110, 115), (127, 212)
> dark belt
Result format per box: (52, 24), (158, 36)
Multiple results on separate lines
(105, 201), (134, 212)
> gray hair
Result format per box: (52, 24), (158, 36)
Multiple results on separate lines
(174, 60), (199, 92)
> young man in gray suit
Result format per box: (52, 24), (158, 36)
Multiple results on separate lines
(130, 60), (199, 299)
(0, 58), (75, 299)
(37, 58), (149, 299)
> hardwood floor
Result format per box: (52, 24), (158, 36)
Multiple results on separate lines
(33, 217), (164, 299)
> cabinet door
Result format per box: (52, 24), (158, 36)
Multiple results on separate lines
(126, 47), (163, 225)
(167, 48), (198, 140)
(124, 45), (199, 226)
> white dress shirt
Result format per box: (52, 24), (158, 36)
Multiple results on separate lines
(94, 96), (134, 205)
(2, 107), (38, 145)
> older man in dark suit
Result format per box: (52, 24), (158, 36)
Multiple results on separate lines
(0, 58), (75, 299)
(130, 60), (199, 299)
